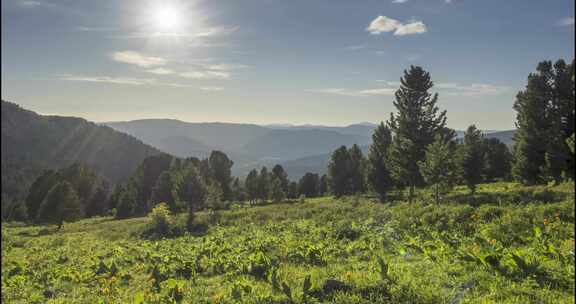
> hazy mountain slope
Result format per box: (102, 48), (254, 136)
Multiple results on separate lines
(1, 101), (161, 202)
(242, 129), (370, 160)
(105, 119), (270, 153)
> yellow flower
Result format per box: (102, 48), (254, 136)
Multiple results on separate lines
(344, 271), (353, 281)
(212, 294), (222, 303)
(543, 218), (550, 226)
(101, 287), (110, 295)
(489, 239), (497, 246)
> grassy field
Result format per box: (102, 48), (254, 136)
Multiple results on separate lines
(2, 182), (575, 303)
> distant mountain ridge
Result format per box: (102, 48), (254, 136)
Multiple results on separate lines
(1, 101), (162, 202)
(104, 118), (515, 179)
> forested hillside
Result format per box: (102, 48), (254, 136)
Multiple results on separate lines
(1, 101), (161, 204)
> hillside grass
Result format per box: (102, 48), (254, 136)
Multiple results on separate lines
(2, 182), (575, 303)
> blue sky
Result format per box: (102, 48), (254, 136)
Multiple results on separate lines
(1, 0), (574, 130)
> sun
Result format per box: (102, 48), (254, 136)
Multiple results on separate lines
(153, 6), (182, 33)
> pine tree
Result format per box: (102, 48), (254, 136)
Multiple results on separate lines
(85, 181), (109, 217)
(513, 63), (557, 184)
(116, 188), (137, 219)
(387, 66), (449, 201)
(328, 146), (352, 197)
(418, 135), (457, 204)
(319, 174), (329, 196)
(245, 169), (260, 202)
(298, 173), (320, 198)
(26, 169), (61, 220)
(348, 144), (366, 194)
(257, 167), (270, 201)
(37, 181), (83, 229)
(150, 171), (180, 212)
(367, 122), (394, 202)
(458, 125), (485, 194)
(208, 151), (234, 201)
(269, 177), (286, 203)
(287, 181), (299, 199)
(271, 164), (290, 194)
(482, 138), (512, 182)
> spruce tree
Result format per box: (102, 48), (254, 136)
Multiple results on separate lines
(387, 66), (449, 201)
(85, 181), (109, 217)
(208, 151), (234, 201)
(37, 181), (83, 229)
(367, 122), (394, 202)
(257, 167), (270, 201)
(245, 169), (260, 202)
(348, 144), (366, 194)
(418, 135), (457, 204)
(25, 169), (61, 220)
(271, 164), (290, 194)
(151, 171), (180, 212)
(328, 146), (352, 197)
(269, 177), (286, 203)
(512, 62), (558, 184)
(482, 138), (512, 182)
(298, 173), (320, 198)
(458, 125), (485, 194)
(319, 174), (329, 196)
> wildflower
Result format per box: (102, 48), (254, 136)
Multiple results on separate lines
(489, 239), (497, 246)
(101, 287), (110, 295)
(543, 218), (550, 226)
(344, 271), (353, 281)
(212, 293), (222, 303)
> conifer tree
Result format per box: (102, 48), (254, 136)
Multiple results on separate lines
(418, 135), (457, 204)
(328, 146), (352, 197)
(271, 164), (290, 194)
(367, 122), (394, 202)
(245, 169), (260, 202)
(387, 66), (449, 201)
(458, 125), (485, 194)
(37, 181), (83, 229)
(208, 151), (234, 201)
(348, 144), (366, 194)
(257, 167), (270, 201)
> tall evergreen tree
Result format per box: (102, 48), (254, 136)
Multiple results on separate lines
(319, 174), (329, 196)
(287, 181), (299, 199)
(85, 181), (109, 217)
(367, 122), (394, 202)
(387, 66), (449, 201)
(37, 181), (83, 229)
(328, 146), (352, 197)
(269, 177), (286, 203)
(208, 151), (234, 201)
(115, 187), (137, 219)
(482, 138), (512, 182)
(512, 60), (575, 184)
(25, 169), (61, 220)
(257, 167), (270, 201)
(245, 169), (259, 202)
(458, 125), (485, 194)
(418, 135), (457, 204)
(271, 164), (290, 194)
(298, 172), (320, 198)
(150, 171), (180, 212)
(348, 144), (366, 194)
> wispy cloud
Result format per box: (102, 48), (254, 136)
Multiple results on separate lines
(55, 74), (196, 88)
(309, 81), (510, 98)
(367, 16), (427, 36)
(179, 71), (231, 80)
(17, 0), (42, 8)
(557, 17), (575, 27)
(200, 87), (224, 92)
(307, 88), (395, 97)
(56, 74), (157, 86)
(110, 51), (167, 68)
(345, 45), (367, 51)
(392, 0), (409, 4)
(435, 83), (511, 96)
(145, 68), (175, 75)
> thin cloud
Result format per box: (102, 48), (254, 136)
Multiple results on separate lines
(345, 45), (367, 51)
(200, 87), (224, 92)
(436, 83), (511, 96)
(110, 51), (167, 68)
(17, 0), (42, 8)
(392, 0), (409, 3)
(367, 16), (427, 36)
(145, 68), (175, 75)
(55, 74), (195, 88)
(557, 17), (575, 27)
(179, 71), (231, 80)
(307, 88), (395, 97)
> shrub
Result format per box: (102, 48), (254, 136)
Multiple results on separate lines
(143, 203), (182, 239)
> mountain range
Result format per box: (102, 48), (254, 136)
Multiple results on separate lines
(104, 119), (516, 179)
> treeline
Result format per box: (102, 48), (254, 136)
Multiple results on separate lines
(325, 60), (573, 203)
(21, 163), (109, 227)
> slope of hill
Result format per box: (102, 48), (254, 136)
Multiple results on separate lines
(1, 101), (162, 202)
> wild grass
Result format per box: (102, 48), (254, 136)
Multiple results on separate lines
(2, 182), (574, 303)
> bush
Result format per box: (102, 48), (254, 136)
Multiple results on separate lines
(142, 203), (182, 239)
